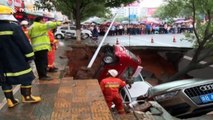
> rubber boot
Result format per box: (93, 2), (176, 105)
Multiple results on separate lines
(21, 86), (41, 103)
(3, 90), (19, 108)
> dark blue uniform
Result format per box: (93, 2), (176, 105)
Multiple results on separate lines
(0, 21), (35, 90)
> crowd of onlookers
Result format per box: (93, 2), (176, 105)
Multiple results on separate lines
(83, 22), (194, 37)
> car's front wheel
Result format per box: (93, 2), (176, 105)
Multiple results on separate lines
(55, 34), (63, 39)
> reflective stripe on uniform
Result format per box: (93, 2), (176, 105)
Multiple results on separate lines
(3, 90), (12, 93)
(0, 31), (13, 36)
(31, 33), (48, 40)
(21, 85), (32, 88)
(105, 84), (119, 88)
(25, 52), (34, 58)
(6, 68), (32, 77)
(32, 42), (50, 47)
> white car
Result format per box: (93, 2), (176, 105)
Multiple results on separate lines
(54, 25), (92, 39)
(120, 73), (151, 105)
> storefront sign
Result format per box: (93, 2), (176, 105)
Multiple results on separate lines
(7, 0), (13, 6)
(14, 0), (22, 7)
(0, 0), (14, 7)
(24, 1), (34, 12)
(0, 0), (14, 8)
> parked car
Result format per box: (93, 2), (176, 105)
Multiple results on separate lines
(54, 25), (92, 39)
(97, 41), (213, 118)
(148, 78), (213, 118)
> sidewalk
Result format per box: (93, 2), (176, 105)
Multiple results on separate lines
(0, 39), (69, 113)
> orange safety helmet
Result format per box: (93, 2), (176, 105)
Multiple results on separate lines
(0, 5), (17, 21)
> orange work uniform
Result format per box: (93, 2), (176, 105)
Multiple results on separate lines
(22, 27), (31, 43)
(47, 30), (58, 69)
(100, 77), (126, 114)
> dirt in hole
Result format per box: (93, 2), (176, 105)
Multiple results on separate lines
(65, 44), (177, 85)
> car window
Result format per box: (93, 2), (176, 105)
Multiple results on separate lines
(125, 48), (139, 63)
(60, 27), (68, 30)
(120, 88), (130, 102)
(121, 67), (134, 81)
(133, 74), (144, 82)
(70, 27), (76, 30)
(121, 67), (144, 82)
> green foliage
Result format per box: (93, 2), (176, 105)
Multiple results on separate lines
(105, 0), (136, 7)
(53, 0), (137, 21)
(34, 0), (55, 11)
(36, 0), (139, 41)
(155, 0), (213, 48)
(53, 0), (108, 21)
(159, 0), (213, 81)
(35, 0), (138, 20)
(154, 0), (192, 19)
(80, 3), (110, 21)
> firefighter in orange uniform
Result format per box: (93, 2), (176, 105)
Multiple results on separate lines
(47, 29), (58, 72)
(100, 69), (126, 114)
(20, 20), (31, 43)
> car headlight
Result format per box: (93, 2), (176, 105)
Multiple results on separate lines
(154, 91), (179, 101)
(103, 56), (113, 64)
(103, 53), (116, 64)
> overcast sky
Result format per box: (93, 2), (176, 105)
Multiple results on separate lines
(140, 0), (164, 8)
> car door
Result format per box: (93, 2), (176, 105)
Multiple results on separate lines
(60, 26), (68, 34)
(120, 74), (152, 104)
(69, 26), (76, 37)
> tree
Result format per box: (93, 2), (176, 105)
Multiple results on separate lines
(105, 0), (136, 7)
(34, 0), (136, 42)
(53, 0), (136, 42)
(155, 0), (213, 81)
(34, 0), (55, 11)
(53, 0), (108, 42)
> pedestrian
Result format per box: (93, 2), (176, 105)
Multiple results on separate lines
(20, 20), (31, 43)
(47, 28), (58, 72)
(28, 17), (62, 80)
(100, 69), (126, 114)
(92, 25), (99, 41)
(0, 5), (41, 108)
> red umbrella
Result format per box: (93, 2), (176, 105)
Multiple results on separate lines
(102, 22), (120, 26)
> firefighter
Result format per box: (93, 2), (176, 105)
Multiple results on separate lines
(100, 69), (126, 114)
(47, 28), (58, 72)
(0, 5), (41, 108)
(20, 20), (31, 43)
(28, 17), (62, 80)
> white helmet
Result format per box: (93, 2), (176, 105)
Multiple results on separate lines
(20, 20), (28, 25)
(108, 69), (118, 77)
